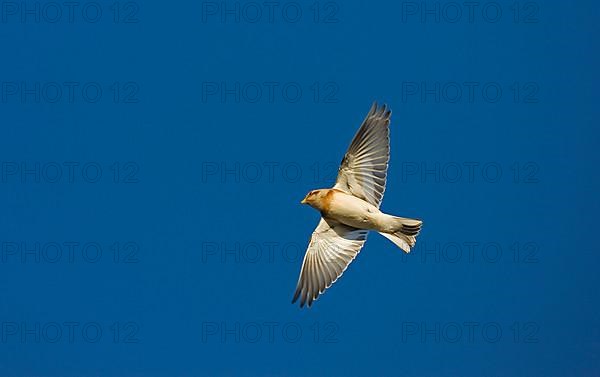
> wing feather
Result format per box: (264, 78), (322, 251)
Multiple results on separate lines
(292, 218), (368, 308)
(334, 102), (391, 208)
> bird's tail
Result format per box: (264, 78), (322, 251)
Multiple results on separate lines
(378, 216), (422, 253)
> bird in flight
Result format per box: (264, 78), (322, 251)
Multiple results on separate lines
(292, 102), (423, 308)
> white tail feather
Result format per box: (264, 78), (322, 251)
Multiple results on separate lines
(378, 216), (422, 253)
(379, 232), (414, 253)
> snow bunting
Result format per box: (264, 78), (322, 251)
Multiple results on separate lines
(292, 102), (423, 308)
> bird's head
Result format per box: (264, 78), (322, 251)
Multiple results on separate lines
(300, 189), (326, 208)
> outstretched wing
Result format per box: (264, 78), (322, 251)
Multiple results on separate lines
(292, 218), (368, 308)
(334, 102), (391, 208)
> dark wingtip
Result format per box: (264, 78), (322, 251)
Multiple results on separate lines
(369, 101), (378, 115)
(370, 102), (392, 120)
(384, 107), (392, 119)
(292, 287), (301, 304)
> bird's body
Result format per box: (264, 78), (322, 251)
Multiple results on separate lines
(292, 103), (423, 308)
(304, 188), (392, 232)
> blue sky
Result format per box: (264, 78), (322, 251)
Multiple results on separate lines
(1, 0), (599, 376)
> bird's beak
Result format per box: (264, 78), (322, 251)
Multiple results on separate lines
(300, 197), (307, 204)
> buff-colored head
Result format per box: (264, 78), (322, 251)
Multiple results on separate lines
(300, 189), (327, 208)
